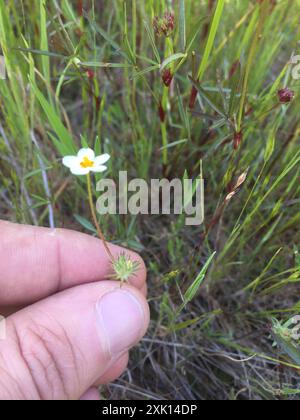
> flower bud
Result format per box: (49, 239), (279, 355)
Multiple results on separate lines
(278, 88), (295, 104)
(153, 12), (175, 37)
(162, 68), (173, 87)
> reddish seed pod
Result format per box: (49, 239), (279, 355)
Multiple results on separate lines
(165, 11), (175, 33)
(189, 86), (198, 109)
(226, 181), (235, 194)
(77, 0), (83, 16)
(158, 103), (166, 122)
(86, 69), (95, 80)
(233, 131), (243, 150)
(162, 69), (173, 87)
(278, 88), (295, 104)
(228, 60), (240, 79)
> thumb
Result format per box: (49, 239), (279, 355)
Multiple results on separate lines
(0, 282), (149, 400)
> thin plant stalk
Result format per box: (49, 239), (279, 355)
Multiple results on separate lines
(86, 173), (114, 262)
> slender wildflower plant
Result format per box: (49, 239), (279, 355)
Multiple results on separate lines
(62, 148), (139, 283)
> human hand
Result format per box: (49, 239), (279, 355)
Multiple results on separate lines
(0, 221), (149, 400)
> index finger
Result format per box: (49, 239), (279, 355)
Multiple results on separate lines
(0, 221), (146, 306)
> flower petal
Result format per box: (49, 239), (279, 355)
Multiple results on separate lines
(90, 165), (107, 173)
(70, 165), (90, 175)
(94, 154), (110, 166)
(62, 155), (78, 168)
(77, 148), (95, 161)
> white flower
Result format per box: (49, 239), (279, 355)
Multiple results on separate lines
(62, 148), (110, 175)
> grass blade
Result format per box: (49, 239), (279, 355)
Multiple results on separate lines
(144, 19), (161, 64)
(30, 80), (76, 156)
(176, 252), (217, 315)
(160, 53), (187, 71)
(197, 0), (225, 80)
(179, 0), (186, 51)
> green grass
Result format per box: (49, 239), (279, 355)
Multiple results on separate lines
(1, 0), (300, 400)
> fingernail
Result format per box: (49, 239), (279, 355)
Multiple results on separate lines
(96, 289), (145, 357)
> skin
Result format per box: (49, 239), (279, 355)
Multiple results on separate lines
(0, 221), (150, 400)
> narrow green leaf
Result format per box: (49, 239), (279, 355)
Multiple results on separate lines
(74, 214), (97, 234)
(144, 19), (161, 64)
(132, 64), (160, 79)
(183, 252), (217, 304)
(160, 139), (188, 150)
(281, 388), (300, 396)
(264, 132), (276, 163)
(136, 54), (159, 66)
(189, 77), (227, 118)
(271, 332), (300, 366)
(15, 47), (66, 58)
(185, 16), (206, 54)
(85, 14), (129, 61)
(48, 132), (71, 157)
(31, 193), (49, 205)
(160, 53), (187, 71)
(174, 252), (217, 319)
(179, 0), (186, 51)
(197, 0), (225, 80)
(228, 60), (242, 117)
(31, 80), (76, 156)
(79, 61), (132, 68)
(172, 317), (202, 332)
(23, 167), (52, 181)
(40, 0), (51, 88)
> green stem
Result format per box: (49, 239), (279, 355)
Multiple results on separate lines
(86, 173), (114, 262)
(237, 1), (268, 131)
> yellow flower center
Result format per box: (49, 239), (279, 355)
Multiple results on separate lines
(80, 156), (94, 168)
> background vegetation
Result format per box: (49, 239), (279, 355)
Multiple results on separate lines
(1, 0), (300, 400)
